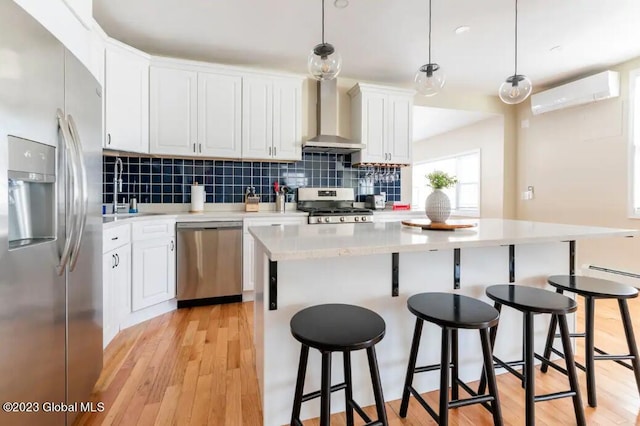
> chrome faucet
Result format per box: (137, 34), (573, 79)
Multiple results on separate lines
(112, 158), (127, 213)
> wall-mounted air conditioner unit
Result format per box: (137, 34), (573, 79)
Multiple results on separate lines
(530, 70), (620, 115)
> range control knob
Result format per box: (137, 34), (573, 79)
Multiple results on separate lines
(340, 217), (345, 222)
(361, 216), (368, 222)
(354, 217), (360, 222)
(324, 217), (330, 223)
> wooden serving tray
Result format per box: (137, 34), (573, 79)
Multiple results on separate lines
(401, 219), (477, 231)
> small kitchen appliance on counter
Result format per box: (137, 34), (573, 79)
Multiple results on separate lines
(297, 188), (374, 224)
(365, 194), (386, 210)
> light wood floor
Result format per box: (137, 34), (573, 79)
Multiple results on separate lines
(75, 297), (640, 425)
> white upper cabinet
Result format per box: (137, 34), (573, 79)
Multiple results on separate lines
(349, 83), (414, 166)
(198, 72), (243, 158)
(242, 76), (273, 159)
(105, 43), (149, 153)
(387, 94), (412, 164)
(272, 78), (302, 161)
(150, 68), (244, 157)
(242, 75), (303, 161)
(149, 66), (198, 156)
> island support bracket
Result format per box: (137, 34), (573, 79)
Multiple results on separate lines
(269, 260), (278, 310)
(569, 240), (575, 275)
(509, 245), (515, 283)
(392, 253), (399, 297)
(454, 248), (461, 289)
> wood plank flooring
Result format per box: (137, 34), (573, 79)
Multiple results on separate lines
(75, 297), (640, 425)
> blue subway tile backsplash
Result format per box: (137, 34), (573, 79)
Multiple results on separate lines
(103, 153), (402, 205)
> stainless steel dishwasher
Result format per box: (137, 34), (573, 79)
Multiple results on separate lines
(176, 221), (243, 308)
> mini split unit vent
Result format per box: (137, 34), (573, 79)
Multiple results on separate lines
(530, 70), (620, 115)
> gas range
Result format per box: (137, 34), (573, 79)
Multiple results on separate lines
(297, 188), (374, 225)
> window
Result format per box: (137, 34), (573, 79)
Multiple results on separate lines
(412, 150), (480, 215)
(630, 69), (640, 217)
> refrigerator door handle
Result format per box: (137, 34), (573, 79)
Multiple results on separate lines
(67, 114), (88, 272)
(56, 109), (79, 275)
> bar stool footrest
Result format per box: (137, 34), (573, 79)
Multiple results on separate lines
(350, 399), (374, 424)
(457, 379), (495, 413)
(534, 390), (576, 402)
(301, 382), (347, 403)
(534, 352), (569, 375)
(547, 346), (635, 371)
(415, 362), (454, 374)
(492, 355), (525, 382)
(408, 386), (440, 423)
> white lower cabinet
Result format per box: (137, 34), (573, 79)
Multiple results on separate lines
(242, 216), (306, 293)
(102, 224), (131, 348)
(131, 220), (176, 311)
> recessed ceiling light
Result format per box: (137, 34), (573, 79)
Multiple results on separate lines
(334, 0), (349, 8)
(454, 26), (471, 35)
(549, 45), (562, 52)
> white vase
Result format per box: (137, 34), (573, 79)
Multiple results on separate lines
(425, 189), (451, 223)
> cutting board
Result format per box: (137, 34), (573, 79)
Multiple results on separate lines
(401, 219), (477, 231)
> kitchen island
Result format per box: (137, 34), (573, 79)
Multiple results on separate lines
(249, 219), (637, 426)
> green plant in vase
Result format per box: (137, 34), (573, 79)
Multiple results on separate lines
(425, 171), (458, 223)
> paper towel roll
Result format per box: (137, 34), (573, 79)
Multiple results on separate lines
(190, 184), (204, 212)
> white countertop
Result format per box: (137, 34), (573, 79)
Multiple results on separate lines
(102, 210), (309, 228)
(248, 218), (639, 261)
(101, 207), (427, 229)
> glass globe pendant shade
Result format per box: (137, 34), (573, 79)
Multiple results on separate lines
(498, 74), (532, 104)
(308, 43), (342, 81)
(414, 63), (445, 97)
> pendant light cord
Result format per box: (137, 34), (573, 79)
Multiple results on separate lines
(322, 0), (326, 45)
(428, 0), (432, 63)
(514, 0), (518, 75)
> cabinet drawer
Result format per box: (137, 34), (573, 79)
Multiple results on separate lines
(103, 224), (131, 253)
(132, 219), (175, 241)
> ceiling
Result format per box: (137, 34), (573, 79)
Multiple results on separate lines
(94, 0), (640, 96)
(413, 107), (496, 141)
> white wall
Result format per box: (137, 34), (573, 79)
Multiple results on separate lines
(516, 57), (640, 277)
(407, 115), (505, 218)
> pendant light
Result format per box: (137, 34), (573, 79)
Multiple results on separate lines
(499, 0), (532, 104)
(308, 0), (342, 81)
(415, 0), (445, 96)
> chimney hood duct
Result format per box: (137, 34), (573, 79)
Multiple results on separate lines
(302, 79), (365, 154)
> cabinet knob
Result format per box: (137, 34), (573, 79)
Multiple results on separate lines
(193, 143), (196, 153)
(199, 143), (202, 153)
(107, 133), (111, 145)
(273, 146), (277, 156)
(112, 254), (116, 268)
(115, 253), (119, 267)
(170, 240), (174, 251)
(268, 146), (272, 156)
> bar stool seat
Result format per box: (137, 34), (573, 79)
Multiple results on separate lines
(407, 292), (500, 329)
(290, 304), (388, 426)
(480, 285), (586, 426)
(542, 275), (640, 408)
(547, 274), (638, 299)
(291, 304), (385, 352)
(400, 293), (503, 426)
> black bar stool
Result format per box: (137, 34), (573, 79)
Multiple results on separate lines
(541, 275), (640, 407)
(289, 303), (388, 426)
(399, 293), (503, 426)
(478, 285), (586, 426)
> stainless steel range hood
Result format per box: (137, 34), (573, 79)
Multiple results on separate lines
(302, 79), (365, 154)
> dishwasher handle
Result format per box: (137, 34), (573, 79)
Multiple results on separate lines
(177, 221), (243, 230)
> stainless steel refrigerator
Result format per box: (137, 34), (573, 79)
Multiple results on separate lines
(0, 1), (103, 425)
